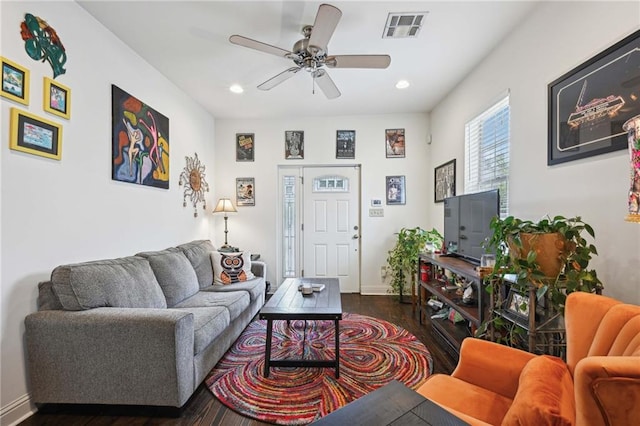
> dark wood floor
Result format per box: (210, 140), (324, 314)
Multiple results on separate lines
(20, 294), (456, 426)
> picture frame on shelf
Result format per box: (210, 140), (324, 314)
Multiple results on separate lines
(236, 133), (254, 162)
(9, 107), (62, 160)
(385, 175), (405, 205)
(1, 57), (30, 105)
(434, 159), (456, 203)
(547, 29), (640, 165)
(236, 177), (255, 206)
(336, 130), (355, 159)
(285, 130), (304, 159)
(385, 128), (405, 158)
(505, 288), (530, 320)
(43, 76), (71, 119)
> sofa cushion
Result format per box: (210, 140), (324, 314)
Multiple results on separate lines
(177, 240), (216, 289)
(136, 248), (200, 307)
(202, 276), (264, 303)
(51, 256), (167, 310)
(173, 290), (250, 322)
(211, 251), (255, 285)
(37, 281), (64, 311)
(173, 306), (230, 355)
(501, 355), (575, 426)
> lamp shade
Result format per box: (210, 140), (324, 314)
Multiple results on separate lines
(213, 198), (237, 214)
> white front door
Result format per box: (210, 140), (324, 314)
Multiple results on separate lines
(302, 166), (360, 293)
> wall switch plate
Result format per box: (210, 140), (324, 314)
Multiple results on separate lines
(369, 208), (384, 217)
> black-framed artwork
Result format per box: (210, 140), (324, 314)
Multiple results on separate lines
(386, 175), (406, 205)
(548, 29), (640, 165)
(9, 107), (62, 160)
(285, 130), (304, 159)
(236, 177), (255, 206)
(434, 159), (456, 203)
(336, 130), (355, 159)
(236, 133), (254, 162)
(505, 288), (530, 320)
(385, 128), (405, 158)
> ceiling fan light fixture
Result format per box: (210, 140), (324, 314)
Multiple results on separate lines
(229, 84), (244, 94)
(396, 80), (410, 89)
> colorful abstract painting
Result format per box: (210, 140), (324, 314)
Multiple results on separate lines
(112, 85), (169, 189)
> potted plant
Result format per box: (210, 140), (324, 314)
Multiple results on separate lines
(386, 227), (443, 302)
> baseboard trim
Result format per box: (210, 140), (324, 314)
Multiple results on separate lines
(1, 393), (36, 426)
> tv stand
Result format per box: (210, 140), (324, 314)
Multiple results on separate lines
(418, 253), (488, 358)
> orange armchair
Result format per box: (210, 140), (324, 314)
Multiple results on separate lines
(416, 292), (640, 425)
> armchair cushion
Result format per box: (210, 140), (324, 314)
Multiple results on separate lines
(502, 355), (575, 426)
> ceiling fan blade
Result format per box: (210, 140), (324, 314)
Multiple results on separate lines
(258, 67), (301, 90)
(308, 4), (342, 51)
(313, 69), (341, 99)
(229, 35), (292, 58)
(326, 55), (391, 69)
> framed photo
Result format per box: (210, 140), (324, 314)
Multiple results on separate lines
(505, 288), (530, 320)
(9, 107), (62, 160)
(236, 177), (255, 206)
(1, 57), (30, 105)
(548, 29), (640, 165)
(386, 175), (406, 205)
(236, 133), (254, 162)
(385, 128), (405, 158)
(43, 76), (71, 119)
(434, 159), (456, 203)
(285, 130), (304, 159)
(336, 130), (355, 159)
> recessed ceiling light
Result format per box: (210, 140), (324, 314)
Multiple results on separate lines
(229, 84), (244, 94)
(396, 80), (410, 89)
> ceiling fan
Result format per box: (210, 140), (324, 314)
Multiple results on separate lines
(229, 3), (391, 99)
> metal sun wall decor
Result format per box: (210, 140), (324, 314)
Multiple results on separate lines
(20, 13), (67, 78)
(179, 153), (210, 217)
(111, 85), (170, 189)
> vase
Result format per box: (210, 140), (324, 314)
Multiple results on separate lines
(622, 114), (640, 223)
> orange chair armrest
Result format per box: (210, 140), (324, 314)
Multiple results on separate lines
(451, 338), (536, 399)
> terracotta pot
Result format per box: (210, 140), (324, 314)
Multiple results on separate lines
(509, 232), (567, 278)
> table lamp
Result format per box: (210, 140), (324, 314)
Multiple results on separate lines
(213, 198), (237, 251)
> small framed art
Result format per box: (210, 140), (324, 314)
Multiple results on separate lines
(236, 177), (255, 206)
(434, 159), (456, 203)
(336, 130), (355, 159)
(505, 288), (530, 320)
(236, 133), (254, 162)
(386, 175), (406, 205)
(285, 130), (304, 159)
(9, 107), (62, 160)
(1, 57), (30, 105)
(385, 128), (405, 158)
(43, 76), (71, 119)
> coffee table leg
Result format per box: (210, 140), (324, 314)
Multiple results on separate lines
(264, 319), (273, 377)
(334, 318), (340, 379)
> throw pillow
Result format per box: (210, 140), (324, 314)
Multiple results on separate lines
(211, 251), (255, 285)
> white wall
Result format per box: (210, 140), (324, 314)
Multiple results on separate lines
(1, 2), (216, 424)
(214, 113), (431, 294)
(428, 1), (640, 305)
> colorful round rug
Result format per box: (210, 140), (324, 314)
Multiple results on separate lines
(205, 313), (432, 425)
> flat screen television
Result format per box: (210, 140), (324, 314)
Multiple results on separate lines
(443, 189), (500, 264)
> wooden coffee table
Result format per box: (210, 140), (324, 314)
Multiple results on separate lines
(259, 277), (342, 378)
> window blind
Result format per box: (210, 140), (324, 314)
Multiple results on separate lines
(464, 95), (510, 217)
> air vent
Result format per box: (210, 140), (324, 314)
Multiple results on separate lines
(383, 12), (428, 38)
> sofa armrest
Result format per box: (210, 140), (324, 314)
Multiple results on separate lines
(251, 260), (266, 279)
(25, 307), (195, 407)
(451, 338), (536, 399)
(574, 356), (640, 426)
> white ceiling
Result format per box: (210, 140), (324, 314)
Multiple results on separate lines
(77, 1), (540, 119)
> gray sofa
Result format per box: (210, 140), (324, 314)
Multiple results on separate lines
(24, 240), (266, 409)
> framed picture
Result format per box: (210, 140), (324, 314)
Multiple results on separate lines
(505, 288), (530, 320)
(336, 130), (355, 159)
(9, 107), (62, 160)
(43, 76), (71, 119)
(285, 130), (304, 159)
(236, 133), (254, 162)
(1, 57), (30, 105)
(434, 159), (456, 203)
(386, 175), (406, 205)
(548, 29), (640, 165)
(236, 177), (255, 206)
(385, 128), (405, 158)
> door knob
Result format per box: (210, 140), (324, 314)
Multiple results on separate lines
(352, 234), (360, 239)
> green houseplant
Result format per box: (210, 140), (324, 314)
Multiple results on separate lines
(386, 227), (443, 302)
(480, 215), (603, 346)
